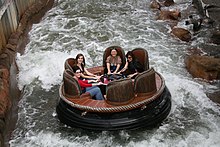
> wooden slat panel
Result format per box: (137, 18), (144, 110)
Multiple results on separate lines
(88, 100), (100, 107)
(1, 12), (11, 41)
(0, 0), (39, 52)
(0, 0), (9, 19)
(6, 8), (15, 33)
(93, 101), (108, 107)
(7, 0), (18, 32)
(79, 98), (93, 105)
(14, 0), (27, 19)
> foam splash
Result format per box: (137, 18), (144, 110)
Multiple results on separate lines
(16, 51), (68, 91)
(16, 47), (97, 91)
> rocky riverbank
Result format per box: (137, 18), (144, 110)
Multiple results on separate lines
(150, 0), (220, 104)
(0, 0), (54, 146)
(188, 0), (220, 104)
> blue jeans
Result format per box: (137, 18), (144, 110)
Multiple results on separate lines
(110, 65), (117, 73)
(86, 86), (104, 100)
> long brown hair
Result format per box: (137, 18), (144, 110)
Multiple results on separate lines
(76, 53), (86, 67)
(126, 51), (135, 60)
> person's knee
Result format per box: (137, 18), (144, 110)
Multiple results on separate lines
(94, 86), (101, 91)
(96, 94), (104, 100)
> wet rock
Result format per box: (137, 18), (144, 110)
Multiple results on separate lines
(210, 30), (220, 45)
(207, 90), (220, 104)
(186, 47), (205, 56)
(10, 33), (20, 40)
(185, 15), (203, 32)
(163, 0), (175, 7)
(0, 53), (10, 70)
(150, 0), (174, 9)
(5, 44), (16, 51)
(201, 45), (220, 58)
(171, 27), (192, 42)
(0, 67), (11, 118)
(0, 40), (5, 54)
(150, 0), (161, 10)
(157, 10), (181, 21)
(185, 55), (220, 80)
(0, 54), (7, 59)
(5, 49), (17, 67)
(0, 119), (5, 134)
(0, 133), (3, 147)
(8, 38), (19, 46)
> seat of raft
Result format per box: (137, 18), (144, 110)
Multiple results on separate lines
(61, 68), (163, 112)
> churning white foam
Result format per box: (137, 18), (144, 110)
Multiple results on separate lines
(16, 47), (97, 91)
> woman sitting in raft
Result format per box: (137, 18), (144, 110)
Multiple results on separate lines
(118, 51), (144, 78)
(72, 66), (104, 100)
(106, 48), (122, 74)
(76, 53), (100, 80)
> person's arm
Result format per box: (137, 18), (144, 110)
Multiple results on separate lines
(88, 79), (98, 83)
(118, 61), (128, 73)
(84, 68), (100, 80)
(78, 79), (101, 87)
(106, 62), (111, 74)
(80, 73), (94, 79)
(84, 68), (95, 76)
(128, 72), (138, 78)
(113, 64), (121, 73)
(113, 56), (121, 73)
(106, 56), (111, 74)
(80, 73), (98, 80)
(78, 79), (92, 87)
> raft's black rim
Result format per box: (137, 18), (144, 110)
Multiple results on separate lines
(56, 87), (171, 131)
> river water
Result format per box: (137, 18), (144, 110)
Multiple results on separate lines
(9, 0), (220, 146)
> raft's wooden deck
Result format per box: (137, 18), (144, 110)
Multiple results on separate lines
(64, 74), (162, 109)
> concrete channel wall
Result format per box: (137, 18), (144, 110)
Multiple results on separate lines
(0, 0), (54, 146)
(0, 0), (37, 53)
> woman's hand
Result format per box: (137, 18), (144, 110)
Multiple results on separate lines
(127, 75), (133, 78)
(128, 73), (138, 78)
(89, 79), (98, 83)
(92, 81), (103, 86)
(95, 75), (101, 81)
(98, 82), (104, 85)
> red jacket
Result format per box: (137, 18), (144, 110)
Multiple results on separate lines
(77, 79), (92, 91)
